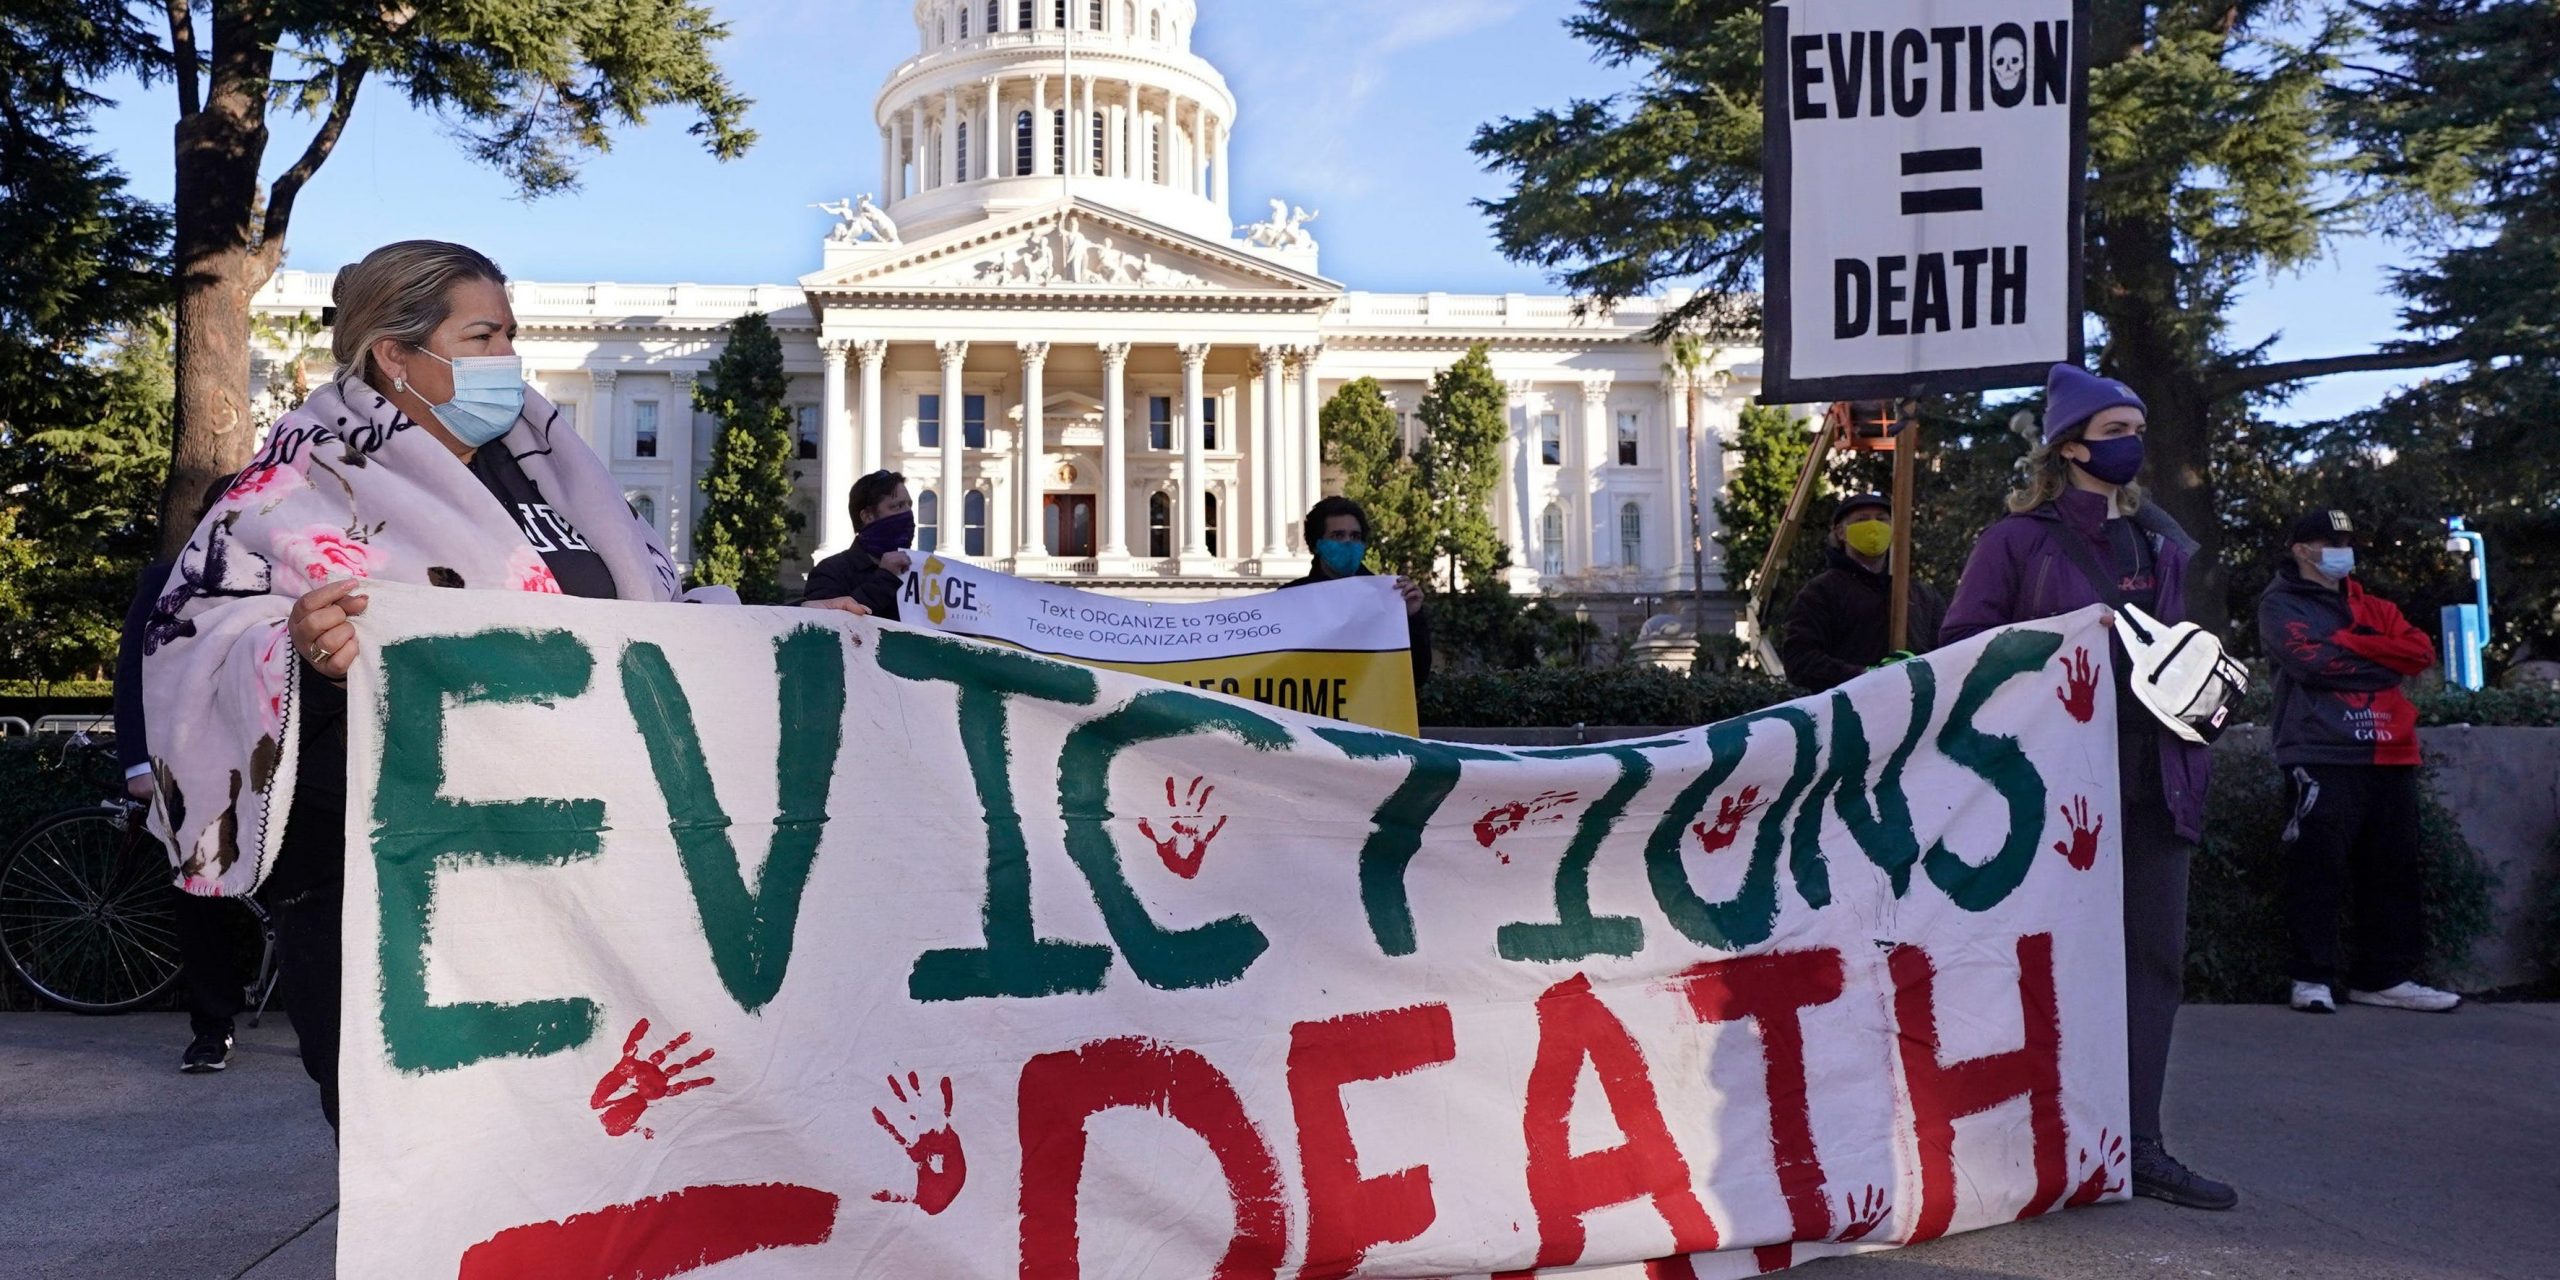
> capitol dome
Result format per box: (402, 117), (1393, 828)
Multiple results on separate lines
(876, 0), (1237, 243)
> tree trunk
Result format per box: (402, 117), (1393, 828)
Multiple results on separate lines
(157, 7), (279, 558)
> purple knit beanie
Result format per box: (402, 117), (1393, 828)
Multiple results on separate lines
(2042, 364), (2145, 443)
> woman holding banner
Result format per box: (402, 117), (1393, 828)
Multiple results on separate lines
(142, 240), (862, 1130)
(1940, 364), (2237, 1211)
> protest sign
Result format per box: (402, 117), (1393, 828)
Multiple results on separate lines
(339, 584), (2129, 1278)
(1760, 0), (2089, 400)
(895, 554), (1419, 734)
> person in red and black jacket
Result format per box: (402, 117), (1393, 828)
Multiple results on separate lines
(2257, 508), (2460, 1015)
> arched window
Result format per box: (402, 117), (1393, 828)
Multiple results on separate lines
(1204, 491), (1220, 557)
(937, 14), (946, 44)
(1123, 1), (1136, 37)
(958, 5), (969, 38)
(954, 120), (969, 181)
(1149, 10), (1161, 41)
(1091, 110), (1105, 172)
(631, 493), (658, 534)
(1015, 110), (1033, 177)
(1052, 107), (1066, 173)
(964, 489), (988, 556)
(1619, 502), (1643, 568)
(1147, 492), (1171, 557)
(1540, 504), (1563, 578)
(917, 490), (941, 553)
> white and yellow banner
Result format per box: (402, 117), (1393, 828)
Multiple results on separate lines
(896, 554), (1420, 734)
(339, 585), (2129, 1278)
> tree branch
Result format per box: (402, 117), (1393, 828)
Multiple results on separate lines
(164, 0), (199, 118)
(2208, 341), (2482, 399)
(255, 54), (367, 273)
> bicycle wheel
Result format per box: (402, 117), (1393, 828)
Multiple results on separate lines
(0, 806), (184, 1012)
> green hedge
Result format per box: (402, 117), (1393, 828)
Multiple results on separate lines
(1419, 665), (1796, 729)
(2226, 665), (2560, 729)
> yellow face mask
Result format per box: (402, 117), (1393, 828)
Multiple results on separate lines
(1843, 518), (1892, 558)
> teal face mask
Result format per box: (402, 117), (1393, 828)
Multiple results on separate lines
(1316, 539), (1367, 576)
(411, 348), (525, 447)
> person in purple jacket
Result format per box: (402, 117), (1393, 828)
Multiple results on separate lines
(1941, 363), (2238, 1211)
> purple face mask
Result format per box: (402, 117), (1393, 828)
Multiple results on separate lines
(857, 509), (915, 556)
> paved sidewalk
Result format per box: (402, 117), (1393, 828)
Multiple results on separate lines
(2, 1004), (2552, 1279)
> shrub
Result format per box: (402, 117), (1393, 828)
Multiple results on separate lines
(1420, 663), (1795, 728)
(2185, 737), (2498, 1002)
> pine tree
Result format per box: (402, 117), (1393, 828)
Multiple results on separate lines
(1416, 345), (1510, 590)
(1318, 376), (1433, 578)
(1712, 404), (1817, 599)
(688, 313), (801, 604)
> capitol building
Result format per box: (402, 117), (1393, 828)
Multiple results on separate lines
(252, 0), (1766, 629)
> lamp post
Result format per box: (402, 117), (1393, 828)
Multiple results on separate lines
(2442, 516), (2490, 690)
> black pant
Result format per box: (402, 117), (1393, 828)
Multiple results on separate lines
(2119, 730), (2191, 1145)
(171, 888), (243, 1039)
(2282, 764), (2424, 992)
(267, 881), (342, 1133)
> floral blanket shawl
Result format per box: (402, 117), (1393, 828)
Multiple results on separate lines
(142, 379), (685, 897)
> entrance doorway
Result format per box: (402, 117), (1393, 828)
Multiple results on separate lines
(1043, 494), (1096, 558)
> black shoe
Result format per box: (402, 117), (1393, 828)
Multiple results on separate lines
(2131, 1139), (2237, 1210)
(180, 1030), (233, 1074)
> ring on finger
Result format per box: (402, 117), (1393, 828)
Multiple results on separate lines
(307, 642), (333, 664)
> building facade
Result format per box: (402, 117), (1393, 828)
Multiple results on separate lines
(251, 0), (1765, 630)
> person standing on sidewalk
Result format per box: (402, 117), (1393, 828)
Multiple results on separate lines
(1777, 492), (1947, 693)
(1941, 363), (2237, 1211)
(2258, 508), (2461, 1015)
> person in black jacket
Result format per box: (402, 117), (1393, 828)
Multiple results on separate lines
(1778, 493), (1946, 693)
(115, 472), (249, 1073)
(802, 470), (914, 620)
(1281, 495), (1431, 691)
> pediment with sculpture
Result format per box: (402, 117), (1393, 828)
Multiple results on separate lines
(799, 199), (1337, 299)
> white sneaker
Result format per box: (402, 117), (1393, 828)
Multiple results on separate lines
(2290, 981), (2336, 1013)
(2346, 981), (2461, 1012)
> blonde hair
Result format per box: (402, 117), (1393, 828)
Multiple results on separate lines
(329, 240), (507, 389)
(2005, 411), (2144, 515)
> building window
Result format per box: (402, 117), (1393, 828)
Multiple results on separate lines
(964, 489), (988, 556)
(1091, 111), (1105, 172)
(1539, 411), (1560, 465)
(919, 393), (941, 448)
(1619, 502), (1643, 568)
(1205, 491), (1220, 556)
(556, 401), (579, 443)
(1090, 0), (1104, 29)
(955, 120), (969, 181)
(1015, 111), (1033, 176)
(1617, 410), (1640, 466)
(1053, 107), (1066, 173)
(1054, 0), (1066, 27)
(1149, 121), (1162, 182)
(917, 490), (940, 553)
(633, 400), (659, 458)
(1148, 395), (1172, 450)
(988, 0), (998, 32)
(794, 405), (819, 460)
(1201, 396), (1218, 450)
(1018, 0), (1032, 29)
(959, 5), (969, 37)
(1541, 504), (1564, 577)
(1149, 10), (1160, 40)
(1146, 491), (1171, 556)
(964, 393), (987, 448)
(630, 492), (658, 533)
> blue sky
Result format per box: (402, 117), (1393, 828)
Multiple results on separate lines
(81, 0), (2414, 420)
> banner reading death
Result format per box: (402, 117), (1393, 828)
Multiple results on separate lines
(338, 585), (2131, 1279)
(891, 553), (1420, 734)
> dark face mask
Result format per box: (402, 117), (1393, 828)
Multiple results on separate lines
(2071, 435), (2145, 486)
(857, 509), (916, 556)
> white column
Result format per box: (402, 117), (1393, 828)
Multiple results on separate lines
(1667, 374), (1695, 591)
(1033, 76), (1050, 177)
(881, 126), (894, 201)
(818, 339), (854, 555)
(1016, 341), (1050, 564)
(660, 371), (695, 561)
(589, 367), (620, 457)
(1214, 116), (1229, 204)
(984, 78), (1000, 179)
(943, 88), (960, 185)
(1256, 346), (1289, 561)
(1506, 377), (1540, 570)
(937, 340), (968, 552)
(906, 102), (923, 196)
(1098, 341), (1131, 561)
(1127, 82), (1142, 181)
(1178, 342), (1210, 559)
(1295, 345), (1324, 543)
(856, 339), (887, 476)
(1580, 376), (1611, 567)
(1079, 76), (1096, 176)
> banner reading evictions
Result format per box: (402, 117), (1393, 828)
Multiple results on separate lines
(1760, 0), (2089, 400)
(897, 554), (1419, 734)
(340, 587), (2130, 1278)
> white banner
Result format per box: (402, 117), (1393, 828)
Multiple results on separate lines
(1761, 0), (2088, 400)
(338, 585), (2129, 1278)
(894, 554), (1419, 732)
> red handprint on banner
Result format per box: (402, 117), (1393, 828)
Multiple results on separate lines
(1137, 775), (1229, 879)
(871, 1071), (967, 1216)
(2052, 796), (2104, 871)
(1834, 1184), (1892, 1242)
(2056, 646), (2099, 723)
(1471, 789), (1580, 864)
(2066, 1129), (2128, 1206)
(1689, 785), (1767, 855)
(590, 1018), (717, 1139)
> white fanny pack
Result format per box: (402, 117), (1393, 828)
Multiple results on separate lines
(2112, 604), (2248, 744)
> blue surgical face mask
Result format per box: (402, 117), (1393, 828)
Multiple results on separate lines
(410, 348), (525, 447)
(2318, 547), (2355, 579)
(2071, 434), (2146, 487)
(1316, 539), (1367, 576)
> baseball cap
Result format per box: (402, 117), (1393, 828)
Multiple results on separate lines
(2285, 509), (2356, 544)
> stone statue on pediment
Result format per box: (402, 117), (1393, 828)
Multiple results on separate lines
(814, 194), (900, 245)
(1239, 197), (1318, 250)
(1058, 215), (1095, 283)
